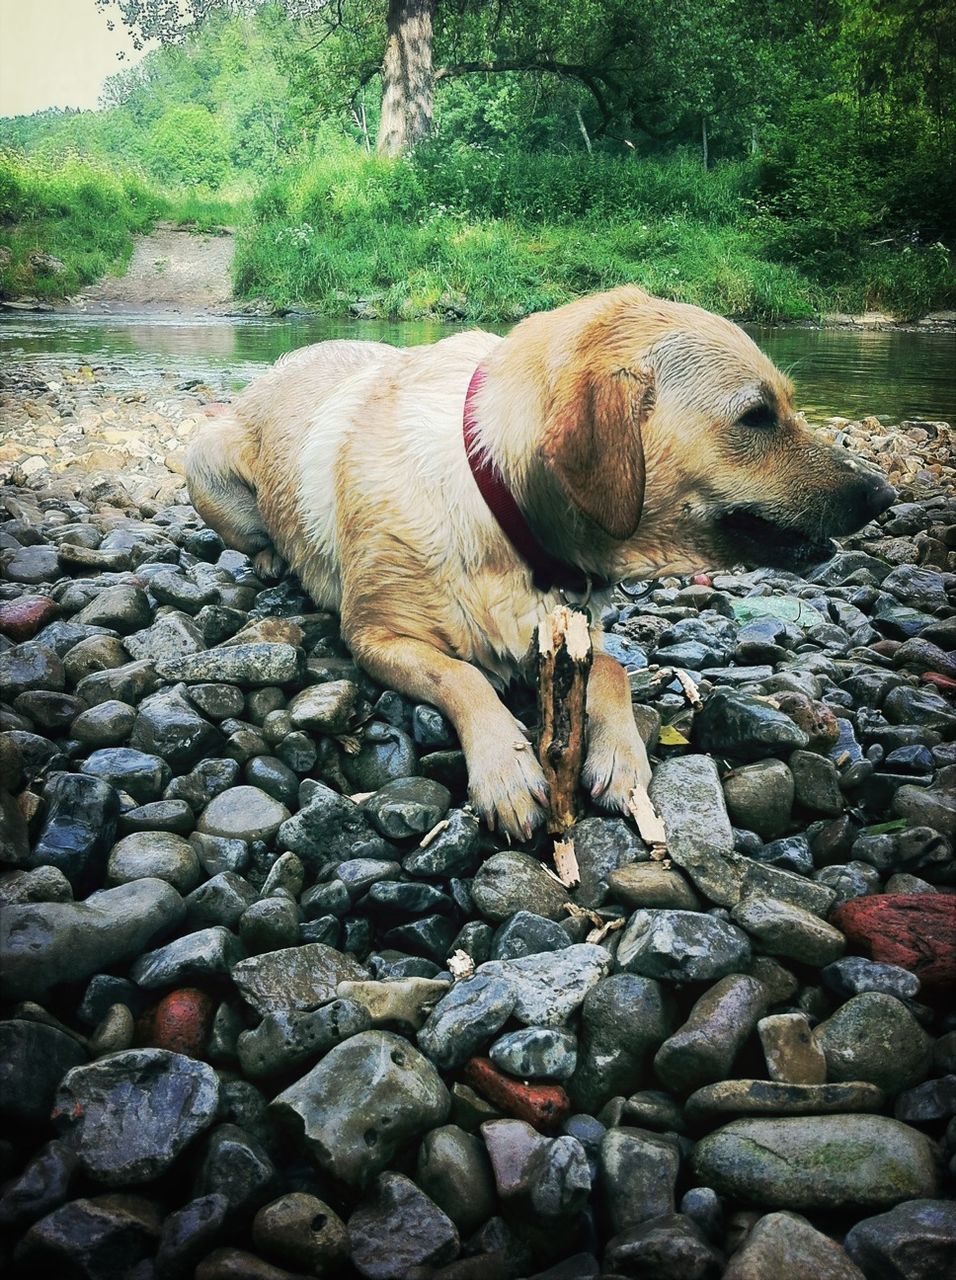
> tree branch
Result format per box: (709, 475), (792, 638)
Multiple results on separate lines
(434, 58), (619, 130)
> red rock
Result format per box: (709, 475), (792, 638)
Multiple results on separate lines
(830, 894), (956, 996)
(691, 574), (712, 587)
(921, 672), (956, 696)
(147, 988), (215, 1058)
(462, 1058), (570, 1134)
(0, 594), (59, 641)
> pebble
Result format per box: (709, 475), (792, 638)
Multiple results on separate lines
(347, 1171), (459, 1280)
(723, 1210), (867, 1280)
(843, 1198), (956, 1280)
(599, 1126), (680, 1231)
(251, 1192), (349, 1275)
(616, 908), (751, 982)
(813, 992), (934, 1094)
(1, 382), (954, 1275)
(52, 1049), (220, 1183)
(691, 1115), (938, 1208)
(270, 1030), (449, 1186)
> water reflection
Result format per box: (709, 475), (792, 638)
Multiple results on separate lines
(1, 309), (954, 425)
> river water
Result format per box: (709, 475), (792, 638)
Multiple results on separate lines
(1, 310), (954, 425)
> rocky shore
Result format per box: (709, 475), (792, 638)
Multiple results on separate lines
(0, 362), (954, 1280)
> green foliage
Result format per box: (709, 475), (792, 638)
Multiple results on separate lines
(0, 150), (162, 299)
(145, 105), (230, 187)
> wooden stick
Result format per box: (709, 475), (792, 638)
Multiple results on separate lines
(536, 604), (592, 886)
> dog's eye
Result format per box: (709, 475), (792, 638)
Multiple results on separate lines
(737, 404), (776, 430)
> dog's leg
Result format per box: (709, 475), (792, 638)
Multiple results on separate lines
(346, 625), (548, 840)
(583, 651), (653, 814)
(186, 417), (287, 580)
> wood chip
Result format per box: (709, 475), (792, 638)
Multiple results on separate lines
(586, 917), (626, 944)
(673, 667), (704, 710)
(563, 902), (604, 928)
(553, 835), (580, 888)
(627, 786), (667, 846)
(418, 818), (450, 849)
(447, 949), (475, 981)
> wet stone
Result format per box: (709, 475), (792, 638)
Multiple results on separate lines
(568, 816), (648, 908)
(71, 699), (138, 746)
(80, 747), (169, 804)
(416, 1124), (496, 1235)
(571, 973), (674, 1113)
(722, 759), (794, 838)
(694, 688), (809, 760)
(478, 944), (612, 1028)
(271, 1030), (450, 1188)
(278, 782), (395, 866)
(155, 642), (304, 686)
(844, 1198), (956, 1280)
(231, 942), (369, 1016)
(118, 798), (195, 836)
(106, 830), (201, 893)
(654, 974), (768, 1094)
(341, 720), (420, 790)
(731, 895), (845, 966)
(820, 955), (921, 1001)
(471, 851), (571, 923)
(348, 1171), (459, 1280)
(402, 807), (481, 877)
(155, 1193), (230, 1280)
(723, 1211), (867, 1280)
(364, 775), (452, 840)
(14, 1193), (162, 1280)
(194, 1123), (276, 1214)
(599, 1126), (680, 1232)
(758, 1012), (827, 1085)
(490, 1027), (578, 1080)
(27, 771), (120, 891)
(0, 878), (186, 1003)
(75, 585), (152, 634)
(691, 1115), (938, 1209)
(814, 992), (934, 1094)
(287, 679), (358, 733)
(52, 1049), (220, 1184)
(187, 682), (246, 721)
(616, 908), (751, 982)
(335, 978), (450, 1031)
(166, 758), (240, 810)
(489, 911), (571, 961)
(130, 686), (221, 772)
(418, 975), (517, 1070)
(894, 1075), (956, 1125)
(685, 1079), (887, 1120)
(0, 1139), (78, 1231)
(251, 1192), (350, 1276)
(607, 862), (701, 910)
(124, 611), (206, 664)
(0, 1019), (88, 1126)
(197, 785), (290, 843)
(132, 925), (246, 989)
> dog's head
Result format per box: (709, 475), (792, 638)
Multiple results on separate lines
(528, 287), (895, 578)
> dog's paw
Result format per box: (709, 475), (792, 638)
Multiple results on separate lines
(253, 545), (287, 581)
(583, 724), (652, 817)
(467, 735), (549, 842)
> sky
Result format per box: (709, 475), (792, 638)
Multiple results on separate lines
(0, 0), (155, 118)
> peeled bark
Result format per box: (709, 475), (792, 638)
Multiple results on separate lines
(377, 0), (435, 156)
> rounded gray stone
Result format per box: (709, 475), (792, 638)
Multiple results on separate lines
(106, 830), (201, 894)
(616, 909), (751, 982)
(197, 786), (290, 842)
(471, 851), (571, 924)
(270, 1031), (450, 1187)
(691, 1115), (939, 1210)
(814, 993), (935, 1094)
(490, 1027), (578, 1080)
(52, 1049), (220, 1184)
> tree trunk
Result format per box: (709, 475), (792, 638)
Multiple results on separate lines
(376, 0), (435, 156)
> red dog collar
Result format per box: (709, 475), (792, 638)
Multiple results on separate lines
(462, 365), (603, 596)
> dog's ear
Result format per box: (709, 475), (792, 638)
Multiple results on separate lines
(542, 365), (654, 540)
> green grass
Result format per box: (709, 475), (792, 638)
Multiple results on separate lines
(233, 143), (954, 322)
(3, 143), (953, 322)
(0, 150), (162, 299)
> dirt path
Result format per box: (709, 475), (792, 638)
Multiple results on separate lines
(78, 222), (235, 311)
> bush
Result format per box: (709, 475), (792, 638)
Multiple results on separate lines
(146, 105), (230, 188)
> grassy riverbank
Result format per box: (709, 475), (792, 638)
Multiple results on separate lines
(3, 147), (954, 322)
(0, 152), (237, 302)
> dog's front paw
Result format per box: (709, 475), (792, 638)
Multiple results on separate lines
(583, 724), (652, 817)
(253, 545), (287, 581)
(467, 735), (549, 842)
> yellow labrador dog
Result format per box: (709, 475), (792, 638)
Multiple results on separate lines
(186, 286), (894, 839)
